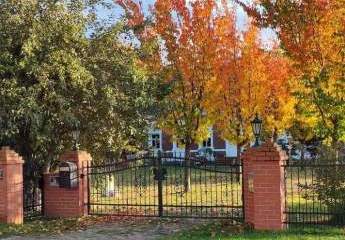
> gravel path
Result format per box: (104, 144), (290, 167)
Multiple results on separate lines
(5, 218), (212, 240)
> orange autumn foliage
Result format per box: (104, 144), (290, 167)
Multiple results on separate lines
(117, 0), (296, 149)
(237, 0), (345, 144)
(153, 0), (220, 148)
(115, 0), (144, 27)
(210, 20), (295, 149)
(116, 0), (162, 74)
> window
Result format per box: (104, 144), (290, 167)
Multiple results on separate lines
(202, 137), (212, 148)
(151, 134), (161, 149)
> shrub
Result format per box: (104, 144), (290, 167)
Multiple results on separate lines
(299, 146), (345, 225)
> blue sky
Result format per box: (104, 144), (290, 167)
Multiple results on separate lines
(95, 0), (276, 46)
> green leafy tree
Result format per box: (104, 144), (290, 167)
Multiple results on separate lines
(84, 24), (159, 163)
(0, 0), (94, 174)
(0, 1), (157, 176)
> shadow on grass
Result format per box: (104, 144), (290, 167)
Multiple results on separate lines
(165, 221), (345, 240)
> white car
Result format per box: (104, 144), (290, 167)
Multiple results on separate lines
(195, 147), (215, 162)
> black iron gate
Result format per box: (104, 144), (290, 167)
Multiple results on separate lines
(23, 162), (44, 219)
(87, 153), (243, 221)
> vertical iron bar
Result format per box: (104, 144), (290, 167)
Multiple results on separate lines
(215, 161), (218, 218)
(204, 162), (207, 217)
(199, 160), (202, 217)
(304, 166), (306, 224)
(290, 165), (293, 226)
(283, 163), (287, 227)
(298, 165), (302, 226)
(241, 160), (245, 222)
(87, 161), (91, 215)
(40, 174), (45, 217)
(157, 152), (163, 217)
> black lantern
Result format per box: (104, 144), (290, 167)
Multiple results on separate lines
(72, 121), (80, 151)
(251, 113), (263, 147)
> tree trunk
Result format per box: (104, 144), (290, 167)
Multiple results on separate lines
(236, 143), (241, 182)
(272, 128), (278, 142)
(184, 141), (191, 192)
(331, 131), (340, 161)
(236, 144), (241, 164)
(301, 145), (305, 161)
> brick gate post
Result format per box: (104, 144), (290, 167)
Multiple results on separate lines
(242, 140), (287, 230)
(0, 147), (24, 224)
(44, 150), (91, 218)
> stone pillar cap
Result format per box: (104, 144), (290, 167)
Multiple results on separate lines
(242, 139), (288, 161)
(0, 147), (24, 164)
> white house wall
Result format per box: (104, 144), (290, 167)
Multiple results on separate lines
(148, 126), (238, 157)
(225, 141), (237, 157)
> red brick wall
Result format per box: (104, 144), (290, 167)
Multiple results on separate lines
(44, 151), (91, 218)
(162, 132), (173, 151)
(213, 129), (226, 149)
(214, 151), (226, 158)
(160, 131), (199, 151)
(161, 128), (227, 152)
(190, 142), (199, 150)
(44, 174), (85, 217)
(0, 147), (24, 224)
(242, 140), (287, 230)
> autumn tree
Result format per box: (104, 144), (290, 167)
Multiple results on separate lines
(118, 0), (225, 191)
(236, 0), (345, 146)
(156, 0), (226, 191)
(211, 15), (295, 162)
(118, 0), (297, 189)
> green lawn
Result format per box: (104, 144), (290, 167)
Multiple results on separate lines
(164, 222), (345, 240)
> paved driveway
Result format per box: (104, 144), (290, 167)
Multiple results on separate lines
(5, 219), (212, 240)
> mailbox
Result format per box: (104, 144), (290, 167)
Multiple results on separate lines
(153, 168), (167, 181)
(59, 161), (78, 188)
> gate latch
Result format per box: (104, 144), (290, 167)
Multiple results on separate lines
(153, 168), (167, 181)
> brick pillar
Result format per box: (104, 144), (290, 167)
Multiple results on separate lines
(44, 150), (91, 218)
(0, 147), (24, 224)
(242, 140), (287, 230)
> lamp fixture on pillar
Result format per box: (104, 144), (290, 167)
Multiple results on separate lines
(251, 113), (263, 147)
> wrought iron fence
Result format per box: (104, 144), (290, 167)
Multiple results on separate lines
(87, 153), (243, 221)
(284, 157), (345, 227)
(23, 162), (44, 219)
